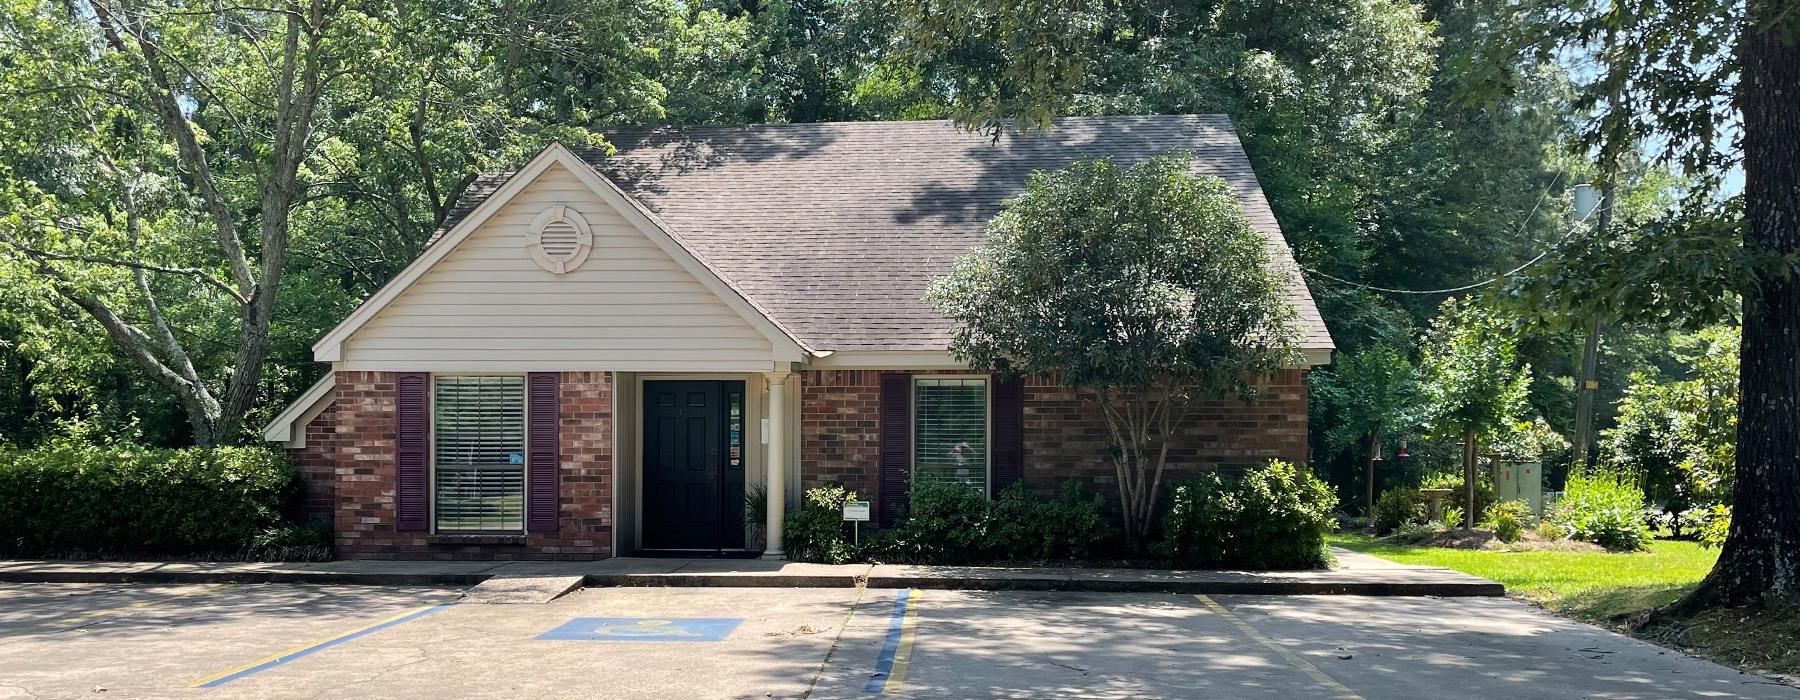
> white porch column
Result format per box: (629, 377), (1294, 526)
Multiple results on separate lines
(762, 371), (793, 559)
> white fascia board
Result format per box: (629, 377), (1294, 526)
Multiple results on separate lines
(1297, 347), (1334, 367)
(815, 348), (1333, 370)
(310, 143), (810, 364)
(808, 350), (969, 370)
(260, 373), (336, 445)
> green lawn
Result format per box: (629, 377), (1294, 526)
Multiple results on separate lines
(1328, 533), (1718, 621)
(1330, 532), (1800, 677)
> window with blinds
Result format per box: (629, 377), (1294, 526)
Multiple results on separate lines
(914, 378), (988, 492)
(434, 375), (527, 532)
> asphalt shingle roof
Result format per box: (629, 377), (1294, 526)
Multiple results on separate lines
(438, 115), (1333, 353)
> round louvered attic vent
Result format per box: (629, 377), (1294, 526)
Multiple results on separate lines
(526, 206), (594, 274)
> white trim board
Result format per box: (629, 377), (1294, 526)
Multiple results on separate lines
(811, 348), (1334, 369)
(261, 374), (336, 446)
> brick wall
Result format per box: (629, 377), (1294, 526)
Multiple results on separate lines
(797, 368), (1310, 514)
(291, 402), (342, 524)
(317, 371), (614, 561)
(1017, 369), (1310, 498)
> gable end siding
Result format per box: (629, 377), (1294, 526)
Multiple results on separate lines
(340, 163), (776, 372)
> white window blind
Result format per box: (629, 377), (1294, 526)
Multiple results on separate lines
(434, 376), (526, 532)
(914, 378), (988, 492)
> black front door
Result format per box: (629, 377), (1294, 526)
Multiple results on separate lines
(642, 380), (746, 550)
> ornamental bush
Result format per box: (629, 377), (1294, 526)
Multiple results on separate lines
(1481, 500), (1534, 543)
(792, 479), (1117, 565)
(782, 485), (862, 564)
(1372, 488), (1428, 534)
(0, 441), (299, 556)
(879, 480), (995, 565)
(1546, 467), (1653, 551)
(989, 480), (1115, 560)
(1154, 460), (1338, 570)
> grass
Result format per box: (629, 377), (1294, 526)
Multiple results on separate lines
(1330, 532), (1800, 679)
(1328, 532), (1716, 620)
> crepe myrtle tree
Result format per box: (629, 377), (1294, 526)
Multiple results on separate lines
(1312, 344), (1422, 518)
(1417, 297), (1532, 528)
(927, 154), (1303, 552)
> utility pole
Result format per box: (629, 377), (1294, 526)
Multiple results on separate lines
(1570, 181), (1614, 469)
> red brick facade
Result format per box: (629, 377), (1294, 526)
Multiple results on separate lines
(300, 371), (614, 561)
(293, 367), (1305, 559)
(289, 402), (343, 524)
(797, 368), (1310, 512)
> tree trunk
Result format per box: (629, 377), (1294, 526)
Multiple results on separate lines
(1365, 426), (1380, 518)
(1678, 5), (1800, 610)
(1463, 426), (1478, 530)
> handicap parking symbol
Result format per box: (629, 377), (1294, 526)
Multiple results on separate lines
(535, 617), (743, 642)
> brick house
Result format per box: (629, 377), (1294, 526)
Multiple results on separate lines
(261, 116), (1334, 561)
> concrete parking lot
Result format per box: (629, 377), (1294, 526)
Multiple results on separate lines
(1, 582), (1794, 699)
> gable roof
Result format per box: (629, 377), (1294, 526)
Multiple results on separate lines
(434, 115), (1331, 354)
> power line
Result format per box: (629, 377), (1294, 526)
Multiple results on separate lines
(1299, 174), (1595, 296)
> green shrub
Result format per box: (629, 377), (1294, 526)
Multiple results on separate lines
(1153, 461), (1338, 570)
(0, 441), (298, 556)
(989, 480), (1115, 560)
(793, 480), (1118, 565)
(1698, 504), (1731, 549)
(880, 480), (994, 564)
(1482, 500), (1533, 543)
(1546, 467), (1652, 551)
(1441, 505), (1466, 529)
(783, 485), (862, 564)
(249, 520), (334, 561)
(1372, 488), (1427, 534)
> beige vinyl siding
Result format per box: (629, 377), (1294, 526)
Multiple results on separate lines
(342, 163), (777, 372)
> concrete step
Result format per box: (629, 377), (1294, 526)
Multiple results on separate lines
(461, 575), (586, 604)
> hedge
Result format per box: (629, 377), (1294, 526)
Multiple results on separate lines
(0, 441), (300, 556)
(1154, 460), (1338, 570)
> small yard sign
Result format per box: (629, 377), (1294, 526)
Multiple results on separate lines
(842, 500), (872, 522)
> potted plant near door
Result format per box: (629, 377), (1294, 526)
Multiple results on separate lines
(744, 483), (768, 550)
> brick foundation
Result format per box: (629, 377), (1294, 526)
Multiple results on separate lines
(320, 371), (614, 561)
(798, 369), (1310, 514)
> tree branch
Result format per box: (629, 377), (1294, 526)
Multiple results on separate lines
(0, 235), (248, 305)
(88, 0), (258, 294)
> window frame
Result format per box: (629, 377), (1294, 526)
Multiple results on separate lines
(428, 373), (532, 535)
(909, 375), (992, 496)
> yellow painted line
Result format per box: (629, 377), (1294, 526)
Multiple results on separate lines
(883, 590), (923, 693)
(3, 584), (233, 642)
(186, 599), (457, 688)
(1194, 595), (1364, 700)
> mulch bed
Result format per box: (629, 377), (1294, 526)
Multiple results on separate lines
(1388, 528), (1608, 553)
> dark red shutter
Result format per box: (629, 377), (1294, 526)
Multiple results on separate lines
(395, 372), (430, 531)
(878, 373), (912, 526)
(526, 372), (561, 533)
(990, 376), (1025, 498)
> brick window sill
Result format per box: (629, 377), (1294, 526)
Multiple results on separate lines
(428, 534), (528, 546)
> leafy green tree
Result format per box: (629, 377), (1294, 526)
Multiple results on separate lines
(1417, 298), (1532, 528)
(0, 0), (650, 445)
(1602, 327), (1739, 536)
(1310, 345), (1422, 517)
(1475, 0), (1800, 611)
(928, 154), (1302, 551)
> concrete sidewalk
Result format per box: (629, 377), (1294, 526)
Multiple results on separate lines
(0, 548), (1502, 596)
